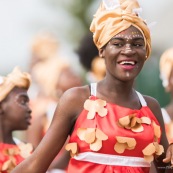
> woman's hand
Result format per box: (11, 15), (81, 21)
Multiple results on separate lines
(163, 143), (173, 167)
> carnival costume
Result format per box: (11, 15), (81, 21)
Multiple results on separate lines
(65, 83), (163, 173)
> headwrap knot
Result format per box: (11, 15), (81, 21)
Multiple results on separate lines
(0, 67), (31, 102)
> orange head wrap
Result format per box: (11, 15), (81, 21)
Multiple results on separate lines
(160, 48), (173, 90)
(0, 67), (31, 102)
(31, 32), (59, 61)
(32, 57), (70, 99)
(90, 0), (151, 58)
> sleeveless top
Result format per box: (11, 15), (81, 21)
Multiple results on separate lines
(65, 83), (163, 173)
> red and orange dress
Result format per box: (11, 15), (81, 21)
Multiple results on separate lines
(65, 83), (164, 173)
(0, 138), (33, 173)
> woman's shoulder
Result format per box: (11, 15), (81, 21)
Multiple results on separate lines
(143, 95), (163, 121)
(57, 85), (90, 115)
(143, 95), (160, 108)
(61, 85), (90, 102)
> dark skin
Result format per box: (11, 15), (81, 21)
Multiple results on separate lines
(0, 87), (31, 144)
(11, 26), (173, 173)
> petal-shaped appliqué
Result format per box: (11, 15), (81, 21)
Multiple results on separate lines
(114, 142), (127, 154)
(152, 121), (161, 139)
(90, 139), (102, 151)
(84, 99), (108, 119)
(77, 128), (86, 141)
(118, 114), (151, 133)
(2, 159), (16, 172)
(77, 128), (108, 152)
(18, 143), (33, 159)
(141, 117), (151, 125)
(84, 128), (96, 144)
(96, 128), (108, 141)
(65, 142), (78, 157)
(114, 136), (136, 153)
(142, 142), (164, 163)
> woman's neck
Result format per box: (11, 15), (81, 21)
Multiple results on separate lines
(0, 120), (15, 144)
(100, 76), (134, 95)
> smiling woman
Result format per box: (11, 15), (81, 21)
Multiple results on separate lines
(99, 26), (146, 80)
(11, 0), (173, 173)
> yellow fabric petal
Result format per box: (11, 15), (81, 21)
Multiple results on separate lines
(130, 117), (138, 127)
(96, 128), (108, 141)
(87, 108), (96, 119)
(144, 155), (154, 163)
(18, 143), (33, 158)
(84, 99), (93, 111)
(84, 128), (96, 144)
(114, 142), (127, 154)
(154, 142), (164, 156)
(131, 124), (144, 132)
(142, 143), (156, 156)
(141, 117), (151, 125)
(97, 108), (108, 117)
(65, 143), (78, 157)
(95, 99), (107, 107)
(152, 121), (161, 138)
(116, 136), (136, 148)
(90, 139), (102, 151)
(77, 128), (86, 140)
(118, 116), (130, 127)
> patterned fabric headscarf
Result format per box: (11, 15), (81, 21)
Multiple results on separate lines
(0, 67), (31, 102)
(160, 48), (173, 90)
(90, 0), (151, 58)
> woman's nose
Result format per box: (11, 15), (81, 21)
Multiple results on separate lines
(27, 105), (32, 114)
(121, 44), (135, 55)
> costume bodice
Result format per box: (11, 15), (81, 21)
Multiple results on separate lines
(66, 83), (163, 173)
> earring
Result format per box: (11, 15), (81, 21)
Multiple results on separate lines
(100, 55), (103, 58)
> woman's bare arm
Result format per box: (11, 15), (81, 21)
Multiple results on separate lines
(145, 96), (170, 173)
(12, 86), (89, 173)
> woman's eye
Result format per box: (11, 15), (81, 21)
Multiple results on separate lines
(133, 42), (144, 47)
(17, 97), (28, 105)
(18, 99), (26, 105)
(112, 42), (123, 47)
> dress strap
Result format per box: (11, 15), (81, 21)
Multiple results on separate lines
(13, 137), (22, 145)
(136, 91), (147, 107)
(90, 83), (97, 96)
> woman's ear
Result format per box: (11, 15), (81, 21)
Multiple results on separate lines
(99, 48), (105, 58)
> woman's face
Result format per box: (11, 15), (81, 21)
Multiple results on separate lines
(1, 87), (32, 131)
(99, 26), (146, 82)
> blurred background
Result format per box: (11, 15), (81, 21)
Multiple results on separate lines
(0, 0), (173, 106)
